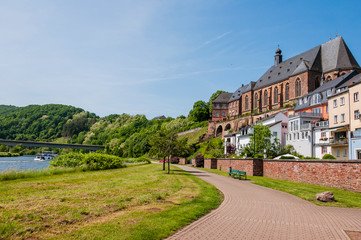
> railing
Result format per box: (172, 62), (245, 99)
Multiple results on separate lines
(300, 123), (313, 130)
(351, 130), (361, 138)
(289, 112), (322, 118)
(329, 138), (348, 145)
(315, 121), (329, 127)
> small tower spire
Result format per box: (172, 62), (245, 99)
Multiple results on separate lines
(274, 46), (282, 66)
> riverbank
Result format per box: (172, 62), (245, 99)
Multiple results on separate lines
(0, 164), (222, 239)
(0, 152), (21, 157)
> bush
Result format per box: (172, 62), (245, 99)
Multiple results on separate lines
(254, 153), (264, 159)
(50, 153), (126, 170)
(194, 154), (204, 167)
(322, 154), (336, 159)
(280, 156), (295, 159)
(170, 156), (179, 164)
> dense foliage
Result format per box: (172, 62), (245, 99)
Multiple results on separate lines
(50, 153), (126, 170)
(0, 104), (97, 141)
(322, 154), (336, 159)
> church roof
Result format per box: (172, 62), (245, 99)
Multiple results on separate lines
(228, 82), (254, 102)
(253, 37), (360, 91)
(213, 92), (233, 103)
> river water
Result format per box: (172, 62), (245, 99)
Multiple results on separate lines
(0, 155), (50, 172)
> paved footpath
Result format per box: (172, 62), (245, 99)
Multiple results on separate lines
(168, 165), (361, 240)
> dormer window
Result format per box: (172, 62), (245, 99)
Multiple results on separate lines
(287, 69), (290, 72)
(310, 94), (322, 105)
(268, 76), (271, 79)
(290, 62), (292, 64)
(278, 72), (281, 75)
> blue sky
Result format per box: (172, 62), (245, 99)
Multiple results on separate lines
(1, 0), (361, 119)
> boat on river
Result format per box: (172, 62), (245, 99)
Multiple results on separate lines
(34, 151), (57, 161)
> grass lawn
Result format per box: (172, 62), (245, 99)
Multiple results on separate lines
(198, 167), (361, 208)
(0, 164), (222, 239)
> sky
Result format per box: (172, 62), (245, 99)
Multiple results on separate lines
(1, 0), (361, 119)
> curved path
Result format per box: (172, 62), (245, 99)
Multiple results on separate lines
(168, 165), (361, 240)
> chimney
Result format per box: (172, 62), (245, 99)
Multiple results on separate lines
(275, 48), (282, 66)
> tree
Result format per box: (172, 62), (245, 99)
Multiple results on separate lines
(188, 101), (210, 122)
(149, 129), (182, 173)
(208, 90), (227, 113)
(248, 124), (272, 157)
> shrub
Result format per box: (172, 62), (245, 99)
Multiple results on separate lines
(194, 154), (204, 167)
(322, 154), (336, 159)
(50, 153), (126, 170)
(280, 156), (295, 159)
(254, 153), (264, 159)
(170, 156), (179, 164)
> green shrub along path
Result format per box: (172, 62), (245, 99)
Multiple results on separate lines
(0, 164), (222, 240)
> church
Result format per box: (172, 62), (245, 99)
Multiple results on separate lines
(210, 37), (360, 137)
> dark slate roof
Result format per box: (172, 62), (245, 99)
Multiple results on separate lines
(294, 71), (358, 111)
(253, 37), (360, 91)
(152, 115), (166, 120)
(266, 120), (283, 128)
(228, 83), (253, 102)
(213, 92), (232, 103)
(337, 72), (361, 89)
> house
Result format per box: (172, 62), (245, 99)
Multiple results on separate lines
(289, 71), (358, 158)
(225, 112), (288, 155)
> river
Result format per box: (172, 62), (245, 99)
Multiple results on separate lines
(0, 155), (50, 172)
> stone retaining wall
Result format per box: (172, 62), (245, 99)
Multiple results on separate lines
(179, 158), (187, 165)
(204, 158), (263, 176)
(203, 158), (361, 192)
(263, 159), (361, 192)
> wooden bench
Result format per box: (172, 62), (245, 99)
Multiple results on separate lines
(229, 169), (247, 180)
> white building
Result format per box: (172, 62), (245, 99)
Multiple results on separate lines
(225, 112), (288, 155)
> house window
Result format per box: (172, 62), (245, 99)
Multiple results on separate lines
(326, 104), (328, 113)
(222, 104), (226, 109)
(336, 149), (340, 157)
(297, 133), (299, 140)
(334, 115), (338, 123)
(289, 134), (291, 140)
(245, 95), (249, 110)
(274, 87), (279, 104)
(340, 97), (345, 105)
(302, 132), (304, 139)
(355, 92), (359, 102)
(341, 113), (345, 122)
(322, 147), (327, 154)
(216, 112), (219, 117)
(264, 90), (268, 106)
(223, 112), (226, 116)
(311, 94), (321, 105)
(216, 104), (220, 109)
(285, 83), (289, 101)
(355, 110), (360, 119)
(295, 78), (301, 97)
(321, 132), (326, 138)
(333, 99), (338, 107)
(273, 132), (277, 137)
(343, 148), (347, 157)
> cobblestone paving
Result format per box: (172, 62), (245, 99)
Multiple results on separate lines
(168, 165), (361, 240)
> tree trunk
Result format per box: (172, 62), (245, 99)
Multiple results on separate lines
(163, 156), (165, 170)
(167, 155), (170, 174)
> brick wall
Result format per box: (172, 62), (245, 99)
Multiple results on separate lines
(204, 158), (263, 176)
(264, 159), (361, 192)
(179, 158), (187, 165)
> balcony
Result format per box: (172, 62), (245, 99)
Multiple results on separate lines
(317, 138), (348, 146)
(351, 130), (361, 139)
(315, 121), (329, 128)
(300, 123), (313, 130)
(289, 112), (322, 118)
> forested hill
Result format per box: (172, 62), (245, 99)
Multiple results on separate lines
(0, 104), (98, 141)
